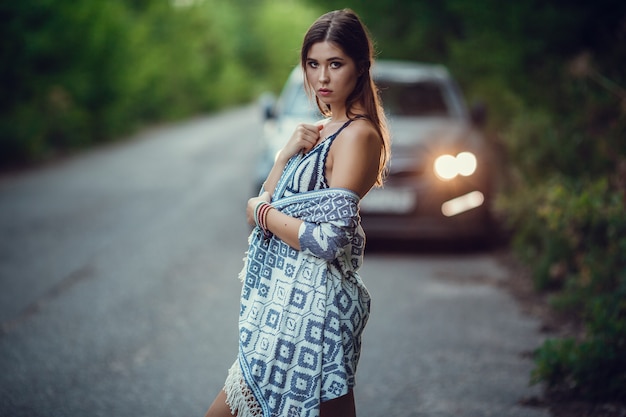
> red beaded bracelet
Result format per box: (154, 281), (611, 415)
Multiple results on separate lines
(254, 201), (273, 237)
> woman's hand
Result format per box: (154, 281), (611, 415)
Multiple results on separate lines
(246, 190), (304, 249)
(261, 123), (323, 197)
(278, 123), (324, 162)
(247, 191), (271, 226)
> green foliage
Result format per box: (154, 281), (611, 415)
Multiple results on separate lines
(0, 0), (320, 167)
(532, 327), (626, 402)
(498, 178), (626, 293)
(0, 0), (133, 161)
(531, 289), (626, 401)
(497, 176), (626, 400)
(249, 2), (322, 93)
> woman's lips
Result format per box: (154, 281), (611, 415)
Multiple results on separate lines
(318, 88), (331, 97)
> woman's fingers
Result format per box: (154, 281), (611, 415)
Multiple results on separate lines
(291, 123), (321, 154)
(246, 192), (272, 225)
(259, 191), (271, 202)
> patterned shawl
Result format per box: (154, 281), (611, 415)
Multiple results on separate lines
(237, 187), (371, 417)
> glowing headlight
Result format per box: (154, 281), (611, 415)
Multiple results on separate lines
(434, 152), (477, 180)
(456, 152), (477, 176)
(433, 155), (458, 180)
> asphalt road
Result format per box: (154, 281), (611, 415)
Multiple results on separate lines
(0, 105), (549, 417)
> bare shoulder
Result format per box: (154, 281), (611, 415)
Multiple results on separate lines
(327, 118), (382, 197)
(333, 118), (381, 152)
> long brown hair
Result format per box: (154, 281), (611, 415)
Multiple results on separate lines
(300, 9), (390, 187)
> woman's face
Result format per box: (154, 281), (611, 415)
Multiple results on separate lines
(305, 41), (358, 112)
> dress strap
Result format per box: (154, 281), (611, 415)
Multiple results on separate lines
(326, 119), (354, 140)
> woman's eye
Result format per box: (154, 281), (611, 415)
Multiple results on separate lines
(330, 62), (342, 69)
(308, 61), (319, 69)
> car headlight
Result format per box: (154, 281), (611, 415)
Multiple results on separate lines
(433, 152), (477, 180)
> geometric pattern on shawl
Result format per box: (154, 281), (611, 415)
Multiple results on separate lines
(237, 188), (371, 417)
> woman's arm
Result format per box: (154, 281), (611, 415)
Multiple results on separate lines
(246, 123), (324, 248)
(246, 192), (304, 249)
(247, 192), (359, 258)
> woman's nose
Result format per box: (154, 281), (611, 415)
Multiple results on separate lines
(319, 67), (329, 83)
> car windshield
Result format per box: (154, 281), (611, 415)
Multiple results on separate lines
(378, 81), (450, 117)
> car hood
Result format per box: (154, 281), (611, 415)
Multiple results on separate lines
(389, 116), (474, 150)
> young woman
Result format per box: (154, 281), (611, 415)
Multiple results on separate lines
(205, 9), (390, 417)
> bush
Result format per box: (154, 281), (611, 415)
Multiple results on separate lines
(531, 326), (626, 401)
(498, 177), (626, 401)
(0, 0), (321, 168)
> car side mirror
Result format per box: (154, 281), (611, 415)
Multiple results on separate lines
(469, 101), (487, 128)
(259, 92), (277, 120)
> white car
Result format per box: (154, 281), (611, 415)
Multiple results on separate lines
(257, 60), (494, 241)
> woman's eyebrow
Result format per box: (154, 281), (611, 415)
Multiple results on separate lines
(307, 56), (345, 62)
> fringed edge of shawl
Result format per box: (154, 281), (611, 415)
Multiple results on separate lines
(223, 360), (263, 417)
